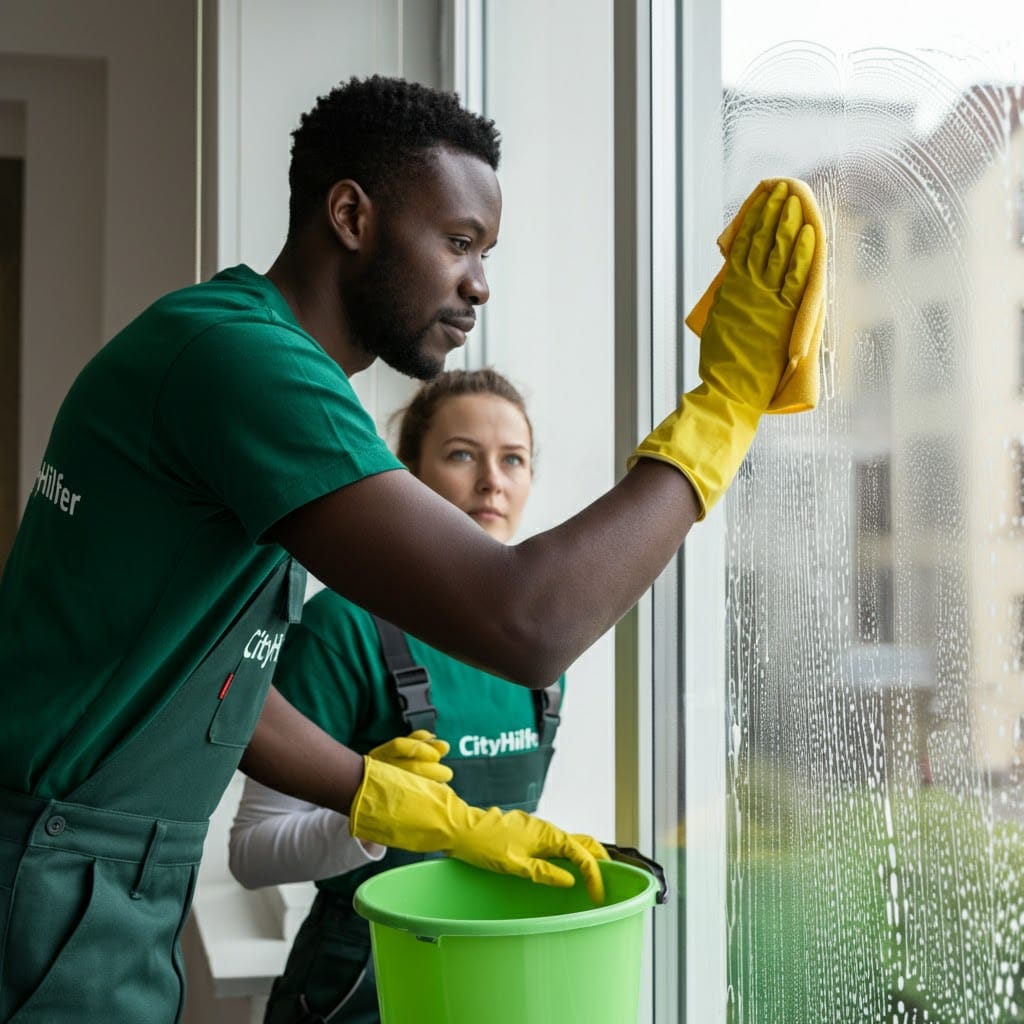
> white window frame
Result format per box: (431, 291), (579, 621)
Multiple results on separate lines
(615, 2), (728, 1022)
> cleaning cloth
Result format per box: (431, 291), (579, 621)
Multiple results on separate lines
(685, 177), (827, 413)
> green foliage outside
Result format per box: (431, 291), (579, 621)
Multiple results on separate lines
(723, 765), (1024, 1023)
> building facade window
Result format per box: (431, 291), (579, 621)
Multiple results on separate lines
(856, 217), (890, 278)
(709, 8), (1024, 1023)
(1016, 180), (1024, 247)
(910, 301), (955, 394)
(856, 456), (892, 536)
(1014, 439), (1024, 521)
(1018, 305), (1024, 392)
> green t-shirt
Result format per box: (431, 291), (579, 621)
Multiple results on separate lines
(274, 587), (565, 764)
(0, 265), (403, 798)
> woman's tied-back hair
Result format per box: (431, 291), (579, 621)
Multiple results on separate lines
(287, 74), (501, 234)
(392, 368), (534, 473)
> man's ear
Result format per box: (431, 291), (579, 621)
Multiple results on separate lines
(326, 179), (373, 251)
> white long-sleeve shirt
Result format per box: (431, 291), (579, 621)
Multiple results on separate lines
(228, 776), (386, 890)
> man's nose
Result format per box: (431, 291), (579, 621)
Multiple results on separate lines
(460, 258), (490, 306)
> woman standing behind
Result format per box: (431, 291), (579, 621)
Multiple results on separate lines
(230, 368), (572, 1024)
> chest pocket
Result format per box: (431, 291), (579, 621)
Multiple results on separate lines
(208, 559), (306, 749)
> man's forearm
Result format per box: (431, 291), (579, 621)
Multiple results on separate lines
(240, 686), (364, 815)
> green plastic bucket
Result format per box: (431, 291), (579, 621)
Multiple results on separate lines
(354, 857), (656, 1024)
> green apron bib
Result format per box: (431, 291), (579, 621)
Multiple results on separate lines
(0, 556), (306, 1024)
(263, 618), (559, 1024)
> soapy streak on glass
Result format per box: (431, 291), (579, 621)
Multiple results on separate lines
(708, 29), (1024, 1024)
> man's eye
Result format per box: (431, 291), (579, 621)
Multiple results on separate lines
(451, 237), (471, 253)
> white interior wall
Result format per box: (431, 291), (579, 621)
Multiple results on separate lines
(0, 56), (105, 513)
(0, 100), (25, 155)
(0, 100), (26, 558)
(482, 0), (617, 840)
(214, 0), (441, 437)
(0, 0), (198, 510)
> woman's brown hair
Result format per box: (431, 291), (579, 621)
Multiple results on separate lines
(390, 368), (534, 473)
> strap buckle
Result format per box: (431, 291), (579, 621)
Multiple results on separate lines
(535, 682), (561, 746)
(390, 665), (433, 714)
(540, 682), (562, 724)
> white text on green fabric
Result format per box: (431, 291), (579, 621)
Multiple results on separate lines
(35, 461), (82, 516)
(458, 729), (539, 757)
(244, 629), (284, 669)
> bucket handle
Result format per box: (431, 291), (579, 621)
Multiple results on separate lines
(600, 843), (669, 905)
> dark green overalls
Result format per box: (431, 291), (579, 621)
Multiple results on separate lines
(263, 617), (562, 1024)
(0, 556), (306, 1023)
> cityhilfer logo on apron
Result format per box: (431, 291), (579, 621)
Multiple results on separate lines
(219, 626), (287, 701)
(244, 629), (286, 669)
(458, 728), (540, 757)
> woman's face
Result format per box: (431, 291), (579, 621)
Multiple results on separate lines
(415, 393), (533, 543)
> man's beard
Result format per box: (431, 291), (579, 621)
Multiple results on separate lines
(347, 253), (448, 380)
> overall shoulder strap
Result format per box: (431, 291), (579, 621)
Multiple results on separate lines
(534, 681), (562, 748)
(370, 615), (438, 734)
(371, 613), (559, 747)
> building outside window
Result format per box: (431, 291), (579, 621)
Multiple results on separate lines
(674, 1), (1024, 1021)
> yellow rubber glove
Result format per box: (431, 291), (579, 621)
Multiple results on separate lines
(629, 179), (819, 518)
(367, 729), (453, 784)
(349, 757), (609, 903)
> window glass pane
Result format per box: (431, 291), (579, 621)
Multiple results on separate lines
(712, 5), (1024, 1021)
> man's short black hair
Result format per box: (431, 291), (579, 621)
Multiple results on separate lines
(287, 74), (501, 234)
